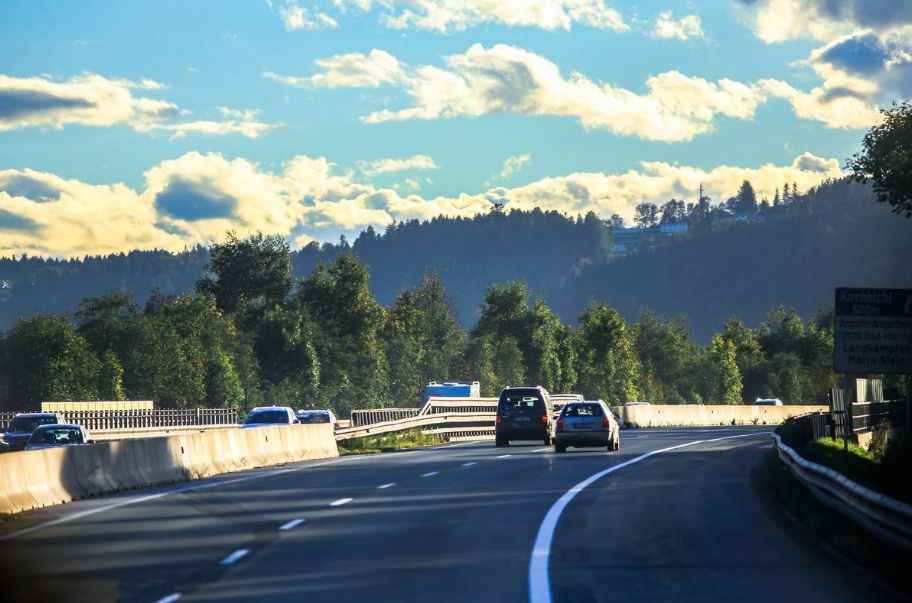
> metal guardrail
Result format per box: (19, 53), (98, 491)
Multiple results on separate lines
(772, 415), (912, 553)
(335, 412), (494, 441)
(350, 408), (419, 426)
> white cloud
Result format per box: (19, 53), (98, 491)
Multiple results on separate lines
(487, 153), (531, 185)
(276, 44), (768, 142)
(358, 154), (438, 177)
(651, 11), (705, 41)
(0, 151), (845, 258)
(0, 73), (280, 138)
(264, 49), (404, 88)
(280, 1), (338, 30)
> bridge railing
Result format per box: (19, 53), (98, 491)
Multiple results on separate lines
(350, 408), (419, 427)
(0, 408), (238, 433)
(773, 413), (912, 554)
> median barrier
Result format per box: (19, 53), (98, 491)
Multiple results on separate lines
(0, 423), (338, 515)
(615, 404), (827, 428)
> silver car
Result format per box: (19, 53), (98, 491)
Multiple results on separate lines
(554, 400), (620, 453)
(25, 424), (94, 450)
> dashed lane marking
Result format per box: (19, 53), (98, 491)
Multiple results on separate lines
(219, 549), (250, 566)
(377, 482), (397, 489)
(329, 498), (353, 507)
(279, 519), (306, 531)
(461, 462), (478, 467)
(421, 471), (439, 477)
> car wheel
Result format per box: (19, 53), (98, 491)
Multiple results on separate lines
(614, 434), (620, 451)
(555, 443), (566, 453)
(495, 436), (508, 447)
(543, 435), (551, 446)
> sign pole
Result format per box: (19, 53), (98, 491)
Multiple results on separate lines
(843, 373), (851, 452)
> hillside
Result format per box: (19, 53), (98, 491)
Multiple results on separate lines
(0, 179), (909, 341)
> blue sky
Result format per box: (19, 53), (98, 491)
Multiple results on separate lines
(1, 0), (909, 257)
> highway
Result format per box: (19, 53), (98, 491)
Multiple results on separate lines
(0, 426), (903, 602)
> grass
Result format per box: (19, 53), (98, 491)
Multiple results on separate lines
(762, 451), (912, 597)
(337, 429), (445, 455)
(801, 434), (912, 503)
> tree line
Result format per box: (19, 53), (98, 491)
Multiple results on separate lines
(0, 232), (841, 415)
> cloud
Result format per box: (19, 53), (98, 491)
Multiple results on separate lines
(274, 44), (769, 142)
(487, 153), (532, 185)
(0, 151), (845, 258)
(651, 11), (705, 41)
(0, 73), (278, 138)
(264, 49), (404, 88)
(279, 1), (338, 30)
(358, 154), (438, 177)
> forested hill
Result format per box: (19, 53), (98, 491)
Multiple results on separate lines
(0, 178), (909, 341)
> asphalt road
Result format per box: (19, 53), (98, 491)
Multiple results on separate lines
(0, 426), (903, 603)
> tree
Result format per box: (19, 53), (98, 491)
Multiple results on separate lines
(576, 303), (641, 404)
(847, 101), (912, 217)
(196, 231), (292, 317)
(734, 180), (757, 215)
(705, 335), (742, 405)
(608, 214), (625, 228)
(660, 199), (686, 225)
(634, 202), (659, 229)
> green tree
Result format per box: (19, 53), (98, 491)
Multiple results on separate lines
(98, 350), (127, 401)
(705, 335), (742, 405)
(847, 101), (912, 217)
(576, 303), (641, 404)
(734, 180), (758, 215)
(634, 202), (659, 228)
(632, 311), (694, 404)
(196, 231), (293, 317)
(0, 315), (101, 409)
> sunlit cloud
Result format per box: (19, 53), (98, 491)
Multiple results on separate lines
(358, 154), (438, 177)
(0, 73), (279, 138)
(486, 153), (531, 185)
(0, 151), (844, 258)
(279, 1), (338, 30)
(651, 11), (705, 41)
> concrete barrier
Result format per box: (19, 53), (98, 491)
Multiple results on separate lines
(0, 424), (338, 515)
(615, 404), (828, 428)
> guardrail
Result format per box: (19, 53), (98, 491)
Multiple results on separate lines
(350, 408), (419, 426)
(418, 397), (498, 415)
(0, 408), (238, 433)
(336, 412), (494, 441)
(772, 413), (912, 553)
(851, 399), (909, 434)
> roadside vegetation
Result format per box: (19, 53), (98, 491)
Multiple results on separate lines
(763, 451), (912, 597)
(337, 429), (445, 455)
(802, 432), (912, 503)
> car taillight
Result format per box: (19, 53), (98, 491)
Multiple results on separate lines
(556, 418), (564, 432)
(541, 415), (548, 424)
(496, 413), (502, 424)
(602, 417), (610, 427)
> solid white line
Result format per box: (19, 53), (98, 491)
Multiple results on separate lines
(329, 498), (353, 506)
(497, 454), (512, 459)
(461, 462), (478, 467)
(377, 482), (397, 489)
(532, 447), (551, 453)
(528, 431), (769, 603)
(279, 518), (306, 531)
(0, 456), (359, 542)
(421, 471), (439, 477)
(155, 594), (181, 603)
(219, 548), (250, 566)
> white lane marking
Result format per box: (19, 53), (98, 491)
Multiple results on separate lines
(279, 518), (306, 531)
(0, 456), (359, 542)
(528, 431), (769, 603)
(432, 441), (473, 449)
(497, 454), (512, 459)
(155, 594), (181, 603)
(532, 447), (550, 453)
(421, 471), (439, 477)
(377, 482), (397, 489)
(329, 498), (353, 507)
(219, 548), (251, 566)
(461, 462), (478, 467)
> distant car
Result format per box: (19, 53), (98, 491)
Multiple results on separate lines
(554, 400), (620, 453)
(550, 393), (585, 420)
(25, 424), (95, 450)
(296, 409), (337, 426)
(495, 386), (552, 447)
(1, 412), (65, 453)
(754, 398), (783, 406)
(241, 406), (299, 428)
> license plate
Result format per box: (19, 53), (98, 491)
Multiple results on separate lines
(513, 416), (530, 422)
(573, 423), (590, 429)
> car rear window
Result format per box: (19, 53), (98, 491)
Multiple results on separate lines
(499, 392), (544, 411)
(563, 404), (604, 417)
(245, 410), (289, 424)
(8, 416), (57, 432)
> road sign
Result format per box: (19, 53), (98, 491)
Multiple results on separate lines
(834, 287), (912, 374)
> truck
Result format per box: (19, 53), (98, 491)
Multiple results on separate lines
(422, 381), (481, 407)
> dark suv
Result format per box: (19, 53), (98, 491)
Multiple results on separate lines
(1, 412), (64, 453)
(495, 386), (552, 447)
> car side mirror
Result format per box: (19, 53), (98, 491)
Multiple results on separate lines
(293, 419), (300, 424)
